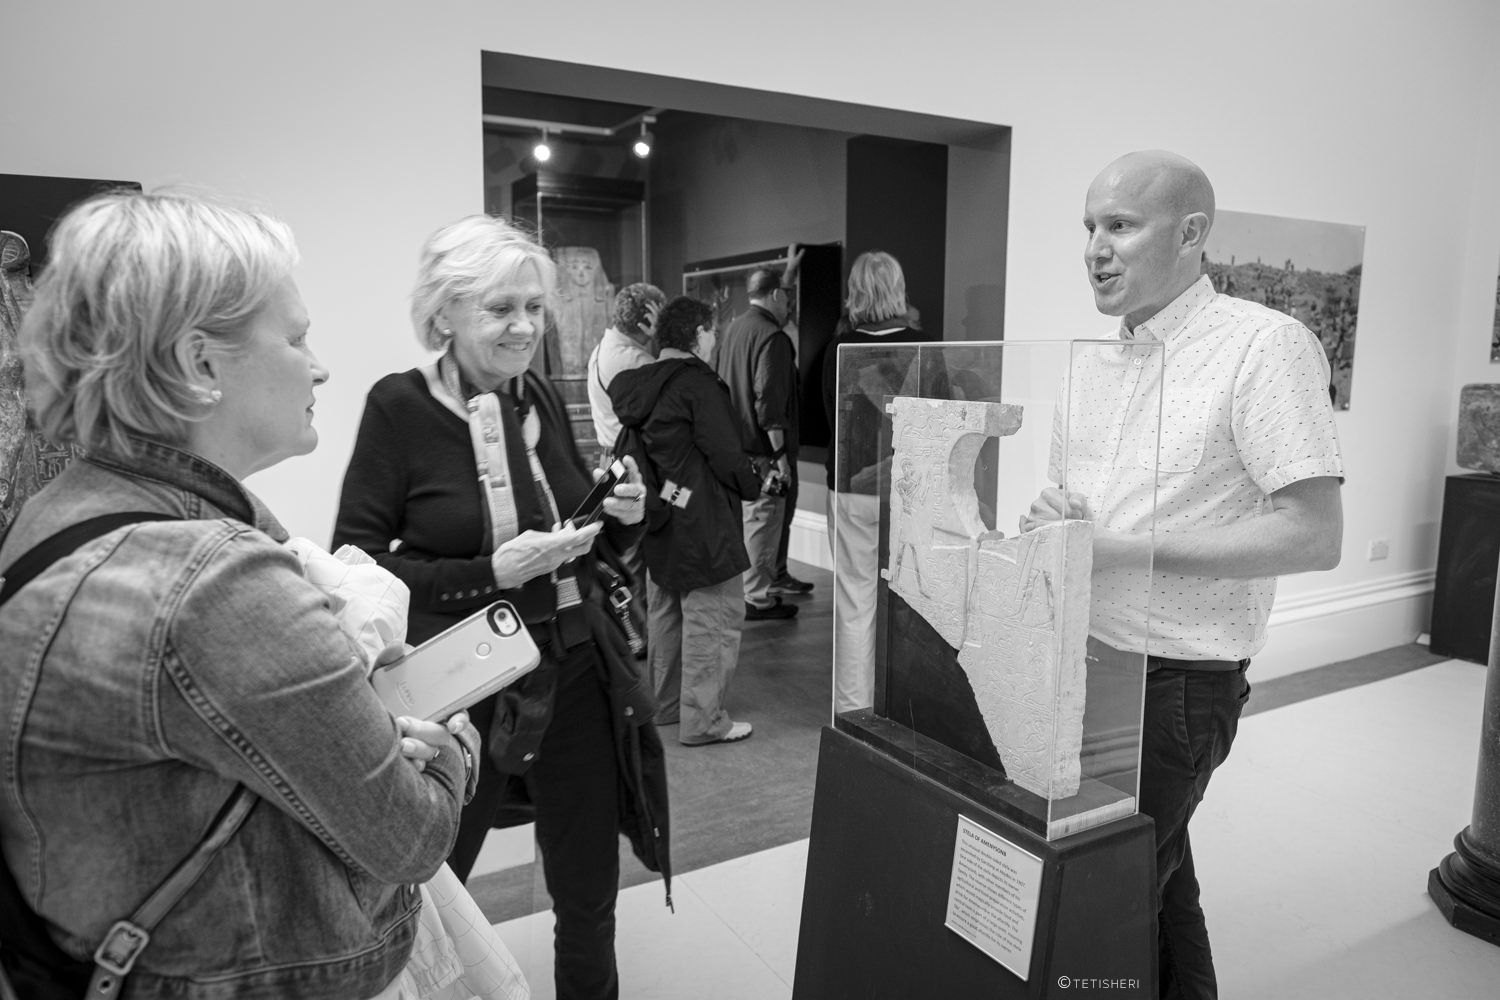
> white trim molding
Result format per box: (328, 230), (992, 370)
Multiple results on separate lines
(788, 507), (834, 572)
(1257, 570), (1435, 681)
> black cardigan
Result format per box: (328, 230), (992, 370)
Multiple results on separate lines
(332, 367), (638, 644)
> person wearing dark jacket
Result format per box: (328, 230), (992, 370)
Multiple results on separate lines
(610, 297), (762, 745)
(333, 215), (666, 1000)
(715, 250), (805, 619)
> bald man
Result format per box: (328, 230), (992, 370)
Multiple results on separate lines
(1027, 151), (1344, 999)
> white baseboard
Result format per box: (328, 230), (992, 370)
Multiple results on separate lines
(788, 508), (833, 572)
(1256, 570), (1434, 681)
(789, 508), (1435, 681)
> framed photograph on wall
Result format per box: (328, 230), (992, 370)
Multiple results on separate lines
(1203, 209), (1365, 409)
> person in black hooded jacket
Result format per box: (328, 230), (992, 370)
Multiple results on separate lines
(609, 297), (762, 746)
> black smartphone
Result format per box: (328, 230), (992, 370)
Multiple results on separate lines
(569, 459), (626, 528)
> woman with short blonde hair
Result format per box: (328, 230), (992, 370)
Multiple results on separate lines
(335, 214), (663, 1000)
(410, 214), (557, 352)
(820, 249), (940, 715)
(2, 189), (477, 998)
(22, 191), (298, 457)
(844, 249), (908, 327)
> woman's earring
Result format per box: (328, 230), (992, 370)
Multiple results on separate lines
(193, 386), (223, 405)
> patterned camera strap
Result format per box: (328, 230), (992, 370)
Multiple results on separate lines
(441, 355), (581, 612)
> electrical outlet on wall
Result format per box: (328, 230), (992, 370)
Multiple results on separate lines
(1367, 538), (1390, 561)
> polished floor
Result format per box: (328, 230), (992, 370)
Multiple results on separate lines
(477, 565), (1500, 999)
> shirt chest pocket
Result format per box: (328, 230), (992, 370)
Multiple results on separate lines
(1139, 388), (1211, 474)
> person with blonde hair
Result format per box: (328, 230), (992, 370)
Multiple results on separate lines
(0, 189), (478, 998)
(334, 214), (668, 1000)
(820, 250), (940, 713)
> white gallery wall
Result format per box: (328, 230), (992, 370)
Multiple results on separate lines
(3, 0), (1498, 677)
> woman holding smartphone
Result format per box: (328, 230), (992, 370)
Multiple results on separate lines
(333, 215), (664, 1000)
(0, 190), (478, 999)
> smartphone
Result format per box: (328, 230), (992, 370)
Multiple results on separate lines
(371, 601), (540, 721)
(568, 458), (626, 528)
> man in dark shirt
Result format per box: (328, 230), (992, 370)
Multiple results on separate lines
(716, 249), (803, 619)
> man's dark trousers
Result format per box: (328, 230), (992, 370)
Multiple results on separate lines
(773, 459), (798, 580)
(1140, 659), (1250, 1000)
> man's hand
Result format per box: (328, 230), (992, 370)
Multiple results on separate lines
(1019, 486), (1092, 534)
(782, 243), (805, 285)
(638, 299), (661, 340)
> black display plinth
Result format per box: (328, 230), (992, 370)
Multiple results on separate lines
(1431, 474), (1500, 664)
(793, 721), (1155, 999)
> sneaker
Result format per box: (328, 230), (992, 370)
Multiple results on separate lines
(745, 598), (798, 620)
(682, 721), (753, 746)
(769, 573), (814, 596)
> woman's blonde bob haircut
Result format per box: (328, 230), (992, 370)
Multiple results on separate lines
(410, 215), (558, 351)
(844, 250), (908, 326)
(21, 189), (298, 457)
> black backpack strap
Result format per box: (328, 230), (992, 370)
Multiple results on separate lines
(0, 512), (176, 610)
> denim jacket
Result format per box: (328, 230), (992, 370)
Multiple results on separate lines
(0, 441), (468, 999)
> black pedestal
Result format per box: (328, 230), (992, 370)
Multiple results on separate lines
(793, 722), (1155, 999)
(1431, 474), (1500, 664)
(1429, 561), (1500, 946)
(1429, 830), (1500, 945)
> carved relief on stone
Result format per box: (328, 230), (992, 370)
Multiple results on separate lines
(882, 395), (1093, 800)
(1, 230), (78, 533)
(960, 522), (1092, 798)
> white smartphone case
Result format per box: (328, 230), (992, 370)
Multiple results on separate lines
(372, 601), (540, 720)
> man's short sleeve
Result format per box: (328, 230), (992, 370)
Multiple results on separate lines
(1232, 323), (1345, 494)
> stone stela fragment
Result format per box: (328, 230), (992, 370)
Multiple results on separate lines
(883, 396), (1093, 799)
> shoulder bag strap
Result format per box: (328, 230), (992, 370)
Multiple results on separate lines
(86, 787), (258, 999)
(0, 512), (176, 609)
(0, 511), (256, 999)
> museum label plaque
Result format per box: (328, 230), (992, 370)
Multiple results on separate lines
(945, 814), (1044, 980)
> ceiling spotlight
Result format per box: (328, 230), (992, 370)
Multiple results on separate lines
(632, 120), (654, 158)
(533, 129), (552, 163)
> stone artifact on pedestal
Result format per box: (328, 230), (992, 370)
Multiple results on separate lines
(883, 396), (1094, 800)
(1457, 384), (1500, 475)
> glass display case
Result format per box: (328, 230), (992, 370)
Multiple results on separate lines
(512, 170), (648, 457)
(829, 339), (1162, 840)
